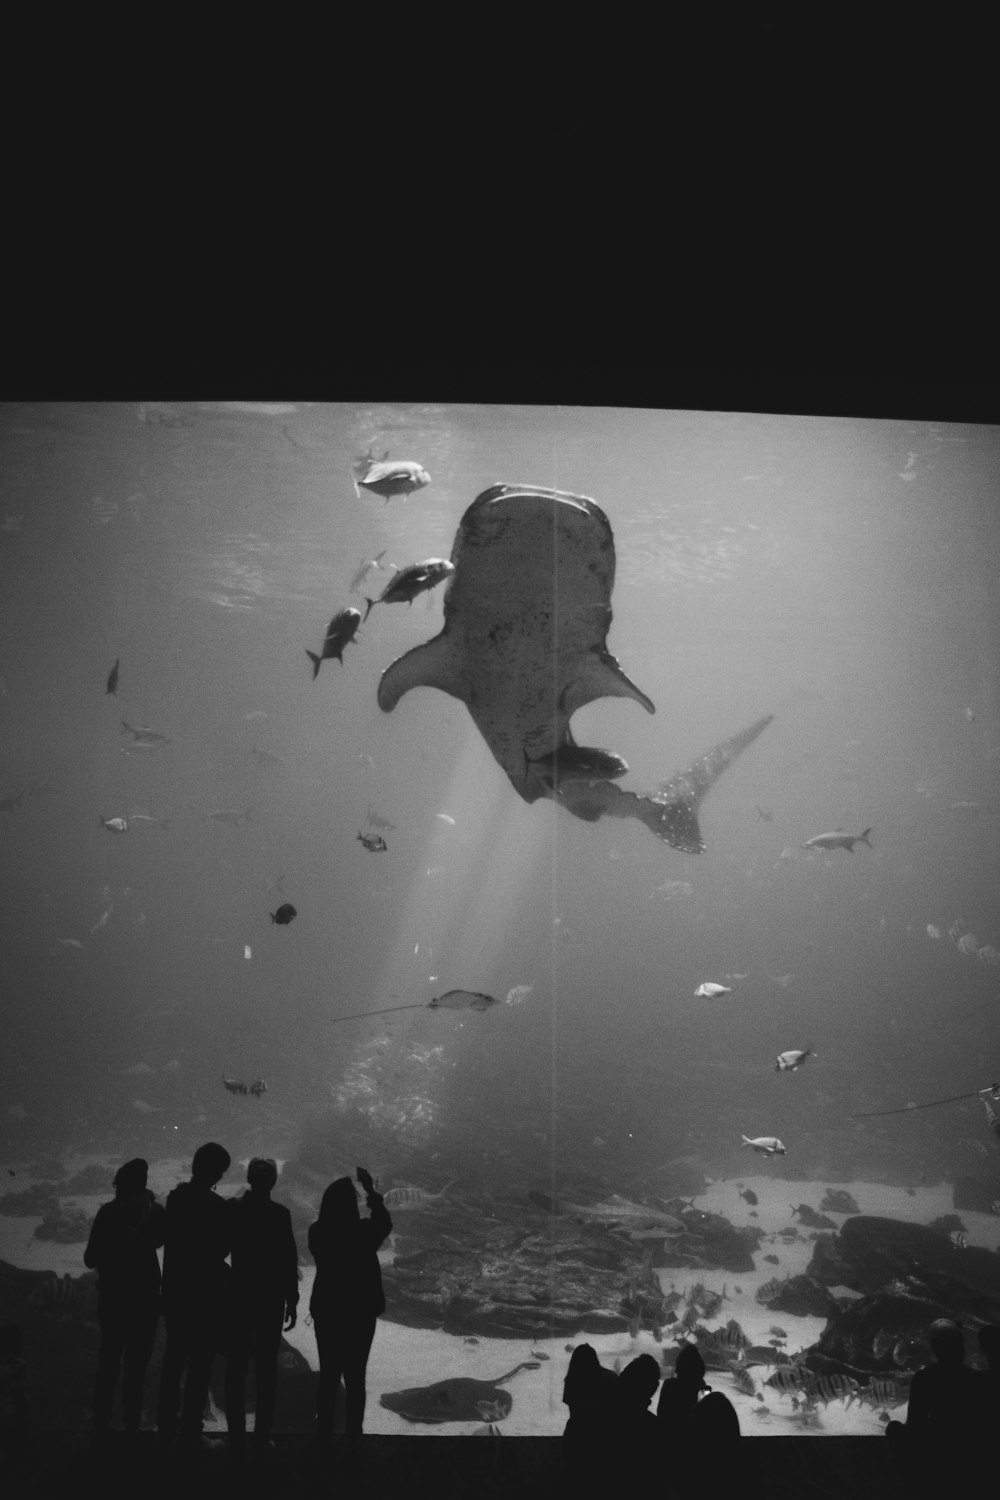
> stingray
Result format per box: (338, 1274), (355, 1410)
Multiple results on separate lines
(378, 484), (772, 849)
(379, 1362), (534, 1424)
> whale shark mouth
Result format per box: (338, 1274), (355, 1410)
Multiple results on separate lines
(377, 484), (772, 851)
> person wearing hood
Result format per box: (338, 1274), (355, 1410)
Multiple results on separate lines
(156, 1142), (232, 1453)
(84, 1158), (166, 1442)
(308, 1167), (391, 1468)
(224, 1158), (300, 1461)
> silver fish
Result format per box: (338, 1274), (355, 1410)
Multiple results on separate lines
(353, 458), (431, 504)
(802, 828), (873, 853)
(99, 816), (129, 834)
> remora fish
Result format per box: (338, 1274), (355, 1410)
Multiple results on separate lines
(802, 827), (873, 853)
(363, 559), (454, 620)
(376, 485), (773, 848)
(354, 458), (431, 504)
(307, 607), (361, 677)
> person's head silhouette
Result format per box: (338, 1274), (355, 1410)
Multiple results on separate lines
(318, 1176), (360, 1228)
(977, 1324), (999, 1371)
(619, 1354), (661, 1412)
(247, 1157), (278, 1193)
(927, 1319), (965, 1366)
(191, 1142), (231, 1188)
(674, 1343), (709, 1391)
(113, 1158), (148, 1198)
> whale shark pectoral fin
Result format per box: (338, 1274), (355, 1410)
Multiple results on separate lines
(378, 634), (467, 712)
(560, 649), (656, 719)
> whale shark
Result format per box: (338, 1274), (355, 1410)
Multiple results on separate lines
(377, 484), (772, 850)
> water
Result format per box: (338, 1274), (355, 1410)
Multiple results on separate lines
(1, 399), (998, 1436)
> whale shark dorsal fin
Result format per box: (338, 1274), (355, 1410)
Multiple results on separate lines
(378, 635), (467, 711)
(560, 651), (656, 718)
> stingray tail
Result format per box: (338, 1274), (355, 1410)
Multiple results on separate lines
(306, 650), (322, 680)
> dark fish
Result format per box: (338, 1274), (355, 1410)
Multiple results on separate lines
(120, 719), (171, 746)
(250, 745), (285, 768)
(307, 607), (362, 678)
(524, 743), (628, 788)
(428, 990), (498, 1012)
(765, 1367), (804, 1395)
(731, 1366), (758, 1398)
(106, 658), (120, 695)
(377, 484), (773, 848)
(790, 1204), (837, 1229)
(354, 458), (431, 505)
(809, 1374), (858, 1406)
(248, 1079), (267, 1098)
(222, 1077), (248, 1095)
(379, 1364), (534, 1424)
(357, 831), (388, 852)
(738, 1187), (758, 1206)
(769, 1326), (788, 1339)
(363, 559), (454, 621)
(270, 903), (297, 925)
(757, 1277), (784, 1301)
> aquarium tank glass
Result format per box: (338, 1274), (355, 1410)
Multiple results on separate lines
(1, 398), (998, 1439)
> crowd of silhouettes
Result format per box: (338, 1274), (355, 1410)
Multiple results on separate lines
(83, 1143), (391, 1471)
(562, 1338), (740, 1486)
(887, 1316), (1000, 1475)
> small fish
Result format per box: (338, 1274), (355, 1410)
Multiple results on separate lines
(435, 812), (456, 825)
(802, 827), (873, 853)
(358, 831), (388, 852)
(90, 905), (113, 933)
(754, 804), (773, 822)
(367, 805), (396, 832)
(270, 903), (297, 925)
(248, 1079), (267, 1098)
(763, 1254), (780, 1265)
(464, 1337), (480, 1345)
(206, 808), (254, 826)
(957, 933), (979, 957)
(769, 1326), (788, 1338)
(472, 1422), (504, 1437)
(244, 945), (252, 960)
(757, 1278), (784, 1302)
(952, 1231), (968, 1250)
(765, 1367), (804, 1395)
(738, 1187), (758, 1206)
(106, 658), (120, 695)
(129, 812), (171, 830)
(353, 457), (431, 504)
(222, 1077), (248, 1096)
(382, 1179), (456, 1211)
(428, 990), (498, 1012)
(307, 607), (362, 677)
(363, 558), (455, 620)
(56, 937), (84, 949)
(120, 719), (171, 746)
(695, 982), (732, 998)
(529, 1351), (549, 1360)
(871, 1329), (894, 1361)
(742, 1135), (786, 1156)
(810, 1374), (858, 1405)
(926, 924), (941, 940)
(731, 1366), (758, 1398)
(349, 549), (387, 593)
(775, 1047), (813, 1072)
(523, 743), (628, 788)
(475, 1400), (507, 1423)
(250, 745), (285, 768)
(99, 815), (129, 834)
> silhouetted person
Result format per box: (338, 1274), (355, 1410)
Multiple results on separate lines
(615, 1354), (661, 1477)
(308, 1166), (391, 1468)
(84, 1157), (165, 1441)
(224, 1157), (299, 1461)
(656, 1342), (708, 1434)
(156, 1142), (232, 1453)
(561, 1343), (619, 1483)
(977, 1324), (1000, 1416)
(887, 1318), (988, 1473)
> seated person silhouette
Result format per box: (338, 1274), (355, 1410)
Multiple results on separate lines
(224, 1157), (299, 1461)
(84, 1157), (166, 1441)
(886, 1318), (988, 1466)
(156, 1142), (232, 1454)
(562, 1342), (619, 1479)
(656, 1342), (708, 1435)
